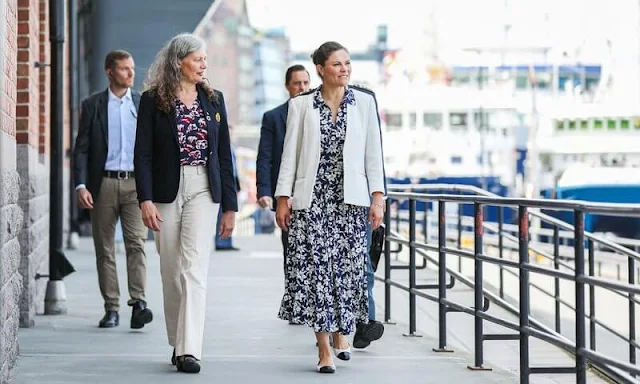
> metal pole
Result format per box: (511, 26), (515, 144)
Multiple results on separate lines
(422, 202), (428, 242)
(67, 0), (79, 250)
(588, 240), (596, 351)
(44, 0), (75, 315)
(498, 207), (504, 299)
(457, 203), (462, 272)
(406, 199), (417, 335)
(433, 200), (451, 352)
(553, 225), (561, 333)
(472, 202), (485, 368)
(384, 198), (392, 323)
(574, 210), (587, 384)
(628, 256), (636, 375)
(518, 205), (531, 384)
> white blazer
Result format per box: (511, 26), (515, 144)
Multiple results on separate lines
(274, 87), (385, 210)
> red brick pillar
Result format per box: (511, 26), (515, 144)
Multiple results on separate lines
(16, 0), (40, 149)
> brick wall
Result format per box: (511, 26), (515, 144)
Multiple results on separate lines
(0, 0), (25, 382)
(16, 0), (39, 148)
(1, 0), (72, 379)
(38, 0), (48, 156)
(16, 0), (49, 328)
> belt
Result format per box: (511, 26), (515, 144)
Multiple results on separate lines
(104, 171), (134, 179)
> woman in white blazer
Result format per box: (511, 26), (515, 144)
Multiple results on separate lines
(274, 41), (385, 374)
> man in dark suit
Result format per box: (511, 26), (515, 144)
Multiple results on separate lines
(256, 65), (310, 276)
(73, 50), (153, 329)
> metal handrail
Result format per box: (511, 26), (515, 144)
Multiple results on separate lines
(384, 228), (573, 342)
(382, 187), (639, 384)
(388, 186), (640, 306)
(388, 184), (640, 263)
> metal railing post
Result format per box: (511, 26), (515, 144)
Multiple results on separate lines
(574, 209), (587, 384)
(395, 200), (401, 232)
(433, 200), (452, 352)
(422, 202), (428, 242)
(384, 198), (392, 323)
(629, 255), (637, 376)
(553, 225), (561, 333)
(498, 206), (504, 299)
(468, 202), (490, 370)
(588, 240), (596, 351)
(519, 205), (531, 384)
(457, 204), (463, 272)
(405, 198), (419, 336)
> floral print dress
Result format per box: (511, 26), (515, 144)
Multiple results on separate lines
(278, 87), (369, 334)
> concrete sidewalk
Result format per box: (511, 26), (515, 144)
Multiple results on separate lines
(11, 235), (521, 383)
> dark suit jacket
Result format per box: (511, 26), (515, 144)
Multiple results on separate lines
(73, 89), (141, 200)
(256, 101), (288, 210)
(133, 85), (238, 213)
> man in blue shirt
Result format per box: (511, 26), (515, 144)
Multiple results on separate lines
(73, 50), (153, 330)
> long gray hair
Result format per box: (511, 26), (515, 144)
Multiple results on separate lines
(144, 33), (214, 112)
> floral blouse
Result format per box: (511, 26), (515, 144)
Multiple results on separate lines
(173, 98), (209, 166)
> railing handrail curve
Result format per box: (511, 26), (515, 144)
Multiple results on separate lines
(387, 183), (640, 264)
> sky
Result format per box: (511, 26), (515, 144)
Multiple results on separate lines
(245, 0), (426, 52)
(245, 0), (639, 63)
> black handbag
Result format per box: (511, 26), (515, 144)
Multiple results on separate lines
(369, 225), (385, 272)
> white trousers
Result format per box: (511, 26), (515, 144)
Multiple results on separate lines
(154, 165), (218, 359)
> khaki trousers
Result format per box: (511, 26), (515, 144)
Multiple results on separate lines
(90, 177), (148, 312)
(154, 165), (218, 359)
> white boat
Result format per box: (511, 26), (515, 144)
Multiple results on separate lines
(376, 83), (521, 190)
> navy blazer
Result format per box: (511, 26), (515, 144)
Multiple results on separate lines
(133, 85), (238, 212)
(256, 101), (288, 209)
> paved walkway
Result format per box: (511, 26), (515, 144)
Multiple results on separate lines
(12, 235), (520, 383)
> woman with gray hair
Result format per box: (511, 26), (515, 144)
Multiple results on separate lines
(134, 32), (237, 374)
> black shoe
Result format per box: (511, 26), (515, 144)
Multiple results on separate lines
(130, 301), (153, 329)
(176, 355), (200, 373)
(316, 362), (336, 374)
(98, 311), (119, 328)
(171, 349), (176, 366)
(353, 320), (385, 349)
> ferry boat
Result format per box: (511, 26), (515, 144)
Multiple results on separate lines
(537, 113), (640, 238)
(374, 61), (640, 234)
(375, 82), (521, 222)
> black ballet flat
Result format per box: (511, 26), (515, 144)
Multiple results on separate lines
(176, 355), (200, 373)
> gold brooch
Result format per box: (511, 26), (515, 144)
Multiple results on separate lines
(215, 112), (221, 122)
